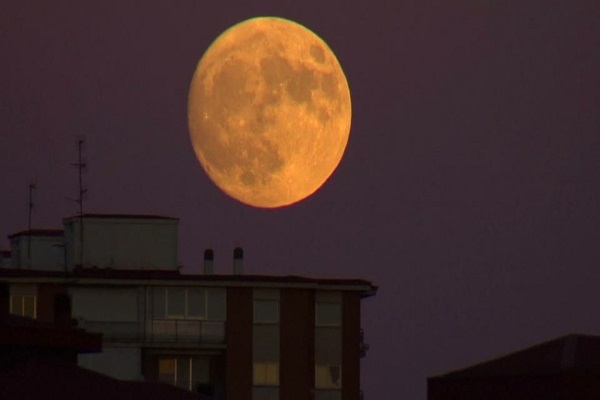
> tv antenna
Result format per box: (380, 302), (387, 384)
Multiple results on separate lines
(69, 139), (87, 215)
(27, 182), (36, 268)
(68, 139), (87, 267)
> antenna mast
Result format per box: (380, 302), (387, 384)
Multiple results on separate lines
(71, 139), (87, 215)
(70, 139), (87, 267)
(27, 183), (35, 268)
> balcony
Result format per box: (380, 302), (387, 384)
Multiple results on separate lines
(77, 319), (226, 344)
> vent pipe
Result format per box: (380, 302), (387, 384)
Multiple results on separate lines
(233, 247), (243, 275)
(203, 249), (214, 275)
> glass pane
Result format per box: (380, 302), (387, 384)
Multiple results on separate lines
(159, 358), (176, 384)
(23, 295), (35, 318)
(314, 390), (342, 400)
(253, 363), (266, 384)
(253, 387), (280, 400)
(153, 287), (166, 319)
(207, 288), (226, 321)
(265, 363), (279, 385)
(191, 356), (210, 386)
(315, 364), (342, 389)
(315, 365), (328, 388)
(177, 357), (190, 390)
(329, 365), (341, 387)
(10, 295), (23, 315)
(187, 288), (206, 318)
(167, 288), (185, 317)
(253, 362), (279, 386)
(254, 300), (278, 323)
(316, 303), (341, 326)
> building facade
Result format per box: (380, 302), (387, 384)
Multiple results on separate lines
(1, 214), (376, 400)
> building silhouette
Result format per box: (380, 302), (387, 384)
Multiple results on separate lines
(1, 214), (376, 400)
(0, 283), (207, 400)
(428, 334), (600, 400)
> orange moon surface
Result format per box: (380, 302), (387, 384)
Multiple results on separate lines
(188, 17), (351, 208)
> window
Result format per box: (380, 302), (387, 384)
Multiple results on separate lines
(187, 288), (206, 318)
(315, 364), (342, 389)
(253, 362), (279, 386)
(316, 302), (341, 326)
(159, 358), (177, 385)
(253, 299), (278, 324)
(163, 287), (226, 321)
(158, 356), (209, 391)
(167, 288), (186, 318)
(10, 294), (36, 318)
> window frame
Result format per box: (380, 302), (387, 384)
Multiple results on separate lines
(253, 362), (280, 386)
(10, 294), (36, 319)
(158, 357), (177, 386)
(253, 298), (279, 324)
(315, 364), (342, 389)
(161, 286), (227, 322)
(158, 356), (210, 391)
(315, 302), (342, 327)
(165, 287), (207, 320)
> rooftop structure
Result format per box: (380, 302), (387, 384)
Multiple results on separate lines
(1, 213), (377, 400)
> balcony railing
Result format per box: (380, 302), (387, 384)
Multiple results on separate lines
(147, 319), (225, 342)
(77, 319), (226, 344)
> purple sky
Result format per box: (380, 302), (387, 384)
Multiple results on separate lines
(2, 1), (599, 399)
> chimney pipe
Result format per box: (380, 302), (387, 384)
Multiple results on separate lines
(203, 249), (214, 275)
(233, 247), (243, 275)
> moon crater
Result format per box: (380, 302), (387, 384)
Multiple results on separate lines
(188, 17), (351, 208)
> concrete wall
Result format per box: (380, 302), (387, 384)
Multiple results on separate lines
(10, 235), (64, 270)
(226, 287), (253, 399)
(281, 289), (315, 400)
(71, 287), (139, 322)
(79, 347), (142, 380)
(0, 252), (11, 268)
(342, 292), (361, 400)
(64, 216), (178, 270)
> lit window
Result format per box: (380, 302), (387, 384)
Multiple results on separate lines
(253, 362), (279, 386)
(315, 364), (342, 389)
(254, 299), (278, 324)
(159, 358), (176, 385)
(159, 356), (210, 391)
(316, 302), (341, 326)
(10, 295), (36, 319)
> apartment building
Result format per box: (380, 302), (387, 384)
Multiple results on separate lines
(1, 213), (376, 400)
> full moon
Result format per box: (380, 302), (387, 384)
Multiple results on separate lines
(188, 17), (351, 208)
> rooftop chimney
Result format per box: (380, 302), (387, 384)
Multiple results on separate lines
(233, 247), (243, 275)
(203, 249), (214, 275)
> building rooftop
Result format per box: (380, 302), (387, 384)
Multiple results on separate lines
(7, 229), (64, 239)
(430, 334), (600, 380)
(63, 213), (179, 221)
(0, 268), (377, 296)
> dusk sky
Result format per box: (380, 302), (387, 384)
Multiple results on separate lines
(2, 1), (599, 399)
